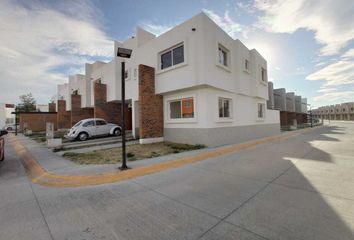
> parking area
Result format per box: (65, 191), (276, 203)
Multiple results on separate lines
(0, 122), (354, 239)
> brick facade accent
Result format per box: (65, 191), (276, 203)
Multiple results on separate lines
(138, 64), (163, 139)
(71, 94), (94, 126)
(48, 103), (56, 112)
(93, 82), (131, 129)
(296, 113), (307, 125)
(280, 111), (288, 126)
(19, 113), (57, 132)
(57, 100), (71, 129)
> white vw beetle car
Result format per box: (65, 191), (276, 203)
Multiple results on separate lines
(65, 118), (122, 141)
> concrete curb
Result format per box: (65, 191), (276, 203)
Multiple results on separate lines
(10, 126), (323, 188)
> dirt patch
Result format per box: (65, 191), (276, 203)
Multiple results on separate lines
(63, 142), (205, 165)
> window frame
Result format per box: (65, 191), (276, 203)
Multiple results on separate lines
(168, 97), (195, 120)
(158, 42), (185, 71)
(95, 120), (107, 126)
(83, 120), (95, 128)
(216, 43), (231, 72)
(257, 103), (266, 120)
(260, 67), (267, 84)
(166, 95), (197, 123)
(243, 58), (250, 73)
(218, 97), (232, 119)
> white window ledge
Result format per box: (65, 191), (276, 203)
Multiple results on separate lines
(156, 62), (188, 75)
(215, 118), (234, 123)
(216, 62), (231, 73)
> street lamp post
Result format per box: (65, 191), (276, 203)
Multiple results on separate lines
(307, 104), (315, 128)
(117, 47), (132, 170)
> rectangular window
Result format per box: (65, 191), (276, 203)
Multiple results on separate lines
(258, 103), (265, 118)
(244, 59), (250, 72)
(219, 97), (231, 118)
(218, 46), (228, 67)
(169, 97), (194, 119)
(160, 44), (184, 70)
(261, 68), (267, 82)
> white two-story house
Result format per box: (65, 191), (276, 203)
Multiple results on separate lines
(55, 12), (280, 147)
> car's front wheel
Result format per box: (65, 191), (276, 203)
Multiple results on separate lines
(77, 132), (88, 141)
(113, 128), (121, 136)
(6, 127), (12, 131)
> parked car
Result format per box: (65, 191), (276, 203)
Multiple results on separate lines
(65, 118), (122, 141)
(0, 130), (8, 161)
(3, 124), (19, 131)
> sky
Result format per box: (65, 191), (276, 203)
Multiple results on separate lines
(0, 0), (353, 108)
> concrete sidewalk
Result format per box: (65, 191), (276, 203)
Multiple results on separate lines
(1, 122), (354, 239)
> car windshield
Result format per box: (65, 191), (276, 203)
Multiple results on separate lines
(73, 121), (82, 127)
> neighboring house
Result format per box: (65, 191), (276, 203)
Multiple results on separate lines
(53, 12), (281, 147)
(270, 86), (308, 127)
(313, 102), (354, 121)
(0, 103), (15, 129)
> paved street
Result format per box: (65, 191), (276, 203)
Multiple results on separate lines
(1, 122), (354, 239)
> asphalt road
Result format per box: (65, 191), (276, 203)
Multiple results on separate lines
(1, 122), (354, 240)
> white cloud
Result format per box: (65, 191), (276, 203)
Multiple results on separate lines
(313, 91), (354, 103)
(203, 9), (244, 39)
(254, 0), (354, 56)
(342, 48), (354, 59)
(308, 48), (354, 103)
(317, 88), (337, 93)
(306, 58), (354, 87)
(140, 22), (173, 36)
(0, 0), (113, 104)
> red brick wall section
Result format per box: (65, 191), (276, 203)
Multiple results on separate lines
(19, 113), (57, 132)
(280, 111), (288, 127)
(93, 82), (131, 128)
(296, 113), (304, 124)
(57, 100), (71, 129)
(138, 64), (163, 139)
(48, 103), (56, 112)
(287, 112), (296, 125)
(71, 94), (94, 126)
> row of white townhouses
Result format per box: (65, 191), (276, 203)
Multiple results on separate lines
(52, 12), (280, 147)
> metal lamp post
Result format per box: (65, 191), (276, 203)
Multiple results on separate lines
(307, 104), (314, 128)
(117, 47), (132, 170)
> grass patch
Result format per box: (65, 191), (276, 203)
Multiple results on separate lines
(63, 142), (205, 165)
(27, 131), (66, 143)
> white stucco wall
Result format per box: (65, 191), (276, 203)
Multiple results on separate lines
(163, 87), (279, 129)
(0, 103), (15, 128)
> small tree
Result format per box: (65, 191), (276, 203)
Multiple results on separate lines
(17, 93), (37, 112)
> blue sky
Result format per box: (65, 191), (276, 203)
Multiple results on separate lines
(0, 0), (353, 108)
